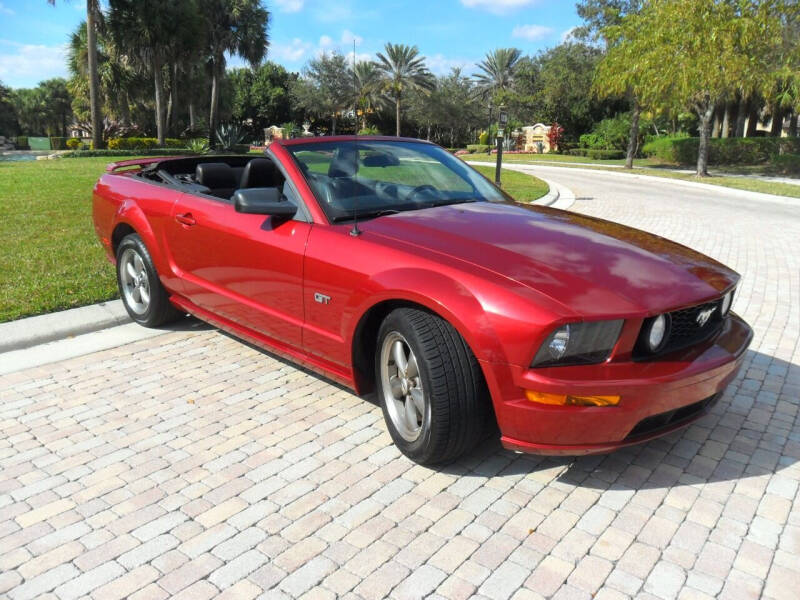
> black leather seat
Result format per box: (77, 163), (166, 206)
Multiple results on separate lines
(327, 147), (372, 200)
(240, 158), (280, 189)
(195, 163), (238, 199)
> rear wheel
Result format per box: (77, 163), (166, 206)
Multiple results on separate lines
(116, 234), (181, 327)
(375, 308), (491, 465)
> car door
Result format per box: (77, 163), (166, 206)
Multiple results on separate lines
(166, 183), (310, 349)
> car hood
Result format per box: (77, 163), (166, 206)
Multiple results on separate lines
(362, 201), (738, 318)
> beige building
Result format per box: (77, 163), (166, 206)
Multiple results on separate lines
(520, 123), (553, 153)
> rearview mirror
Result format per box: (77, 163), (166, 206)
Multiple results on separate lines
(234, 187), (297, 218)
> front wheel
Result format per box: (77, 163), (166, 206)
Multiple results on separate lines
(116, 233), (181, 327)
(375, 308), (491, 465)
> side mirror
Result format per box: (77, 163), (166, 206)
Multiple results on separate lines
(234, 187), (297, 218)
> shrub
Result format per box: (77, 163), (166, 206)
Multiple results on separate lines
(15, 136), (29, 149)
(466, 144), (490, 153)
(478, 131), (489, 145)
(642, 136), (800, 165)
(49, 137), (66, 150)
(357, 126), (381, 136)
(186, 138), (210, 154)
(107, 137), (184, 150)
(770, 153), (800, 175)
(568, 148), (625, 160)
(215, 123), (245, 152)
(66, 138), (81, 150)
(60, 149), (194, 158)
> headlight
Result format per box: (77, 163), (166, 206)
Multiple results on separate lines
(532, 320), (624, 367)
(647, 314), (669, 352)
(721, 290), (733, 315)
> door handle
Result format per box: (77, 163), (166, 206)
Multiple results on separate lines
(175, 213), (196, 227)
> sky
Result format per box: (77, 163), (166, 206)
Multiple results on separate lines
(0, 0), (582, 89)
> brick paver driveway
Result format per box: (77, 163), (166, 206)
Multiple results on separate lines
(1, 168), (798, 600)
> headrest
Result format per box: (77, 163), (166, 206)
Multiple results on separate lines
(241, 158), (278, 188)
(328, 146), (359, 178)
(196, 162), (237, 189)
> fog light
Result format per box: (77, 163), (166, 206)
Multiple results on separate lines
(525, 390), (620, 406)
(648, 314), (668, 351)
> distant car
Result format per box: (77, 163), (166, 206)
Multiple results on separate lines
(92, 136), (752, 464)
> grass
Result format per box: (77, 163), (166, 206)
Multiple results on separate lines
(465, 153), (800, 199)
(471, 165), (550, 202)
(0, 157), (124, 322)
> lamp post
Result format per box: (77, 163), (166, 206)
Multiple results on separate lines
(495, 104), (508, 186)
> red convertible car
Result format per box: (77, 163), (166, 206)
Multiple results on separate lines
(92, 136), (752, 464)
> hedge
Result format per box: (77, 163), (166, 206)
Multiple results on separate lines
(642, 136), (800, 165)
(770, 153), (800, 175)
(61, 149), (195, 158)
(568, 148), (626, 160)
(466, 144), (491, 153)
(14, 136), (29, 149)
(107, 137), (185, 150)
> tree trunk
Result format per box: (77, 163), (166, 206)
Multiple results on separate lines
(696, 98), (714, 177)
(771, 107), (784, 136)
(189, 101), (196, 132)
(168, 63), (178, 135)
(331, 114), (336, 135)
(721, 102), (732, 138)
(746, 104), (759, 137)
(86, 0), (103, 149)
(154, 62), (166, 147)
(625, 98), (640, 170)
(395, 93), (401, 137)
(711, 105), (721, 138)
(789, 113), (798, 137)
(208, 62), (220, 148)
(735, 97), (747, 138)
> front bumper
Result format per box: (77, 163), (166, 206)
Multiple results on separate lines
(481, 313), (752, 456)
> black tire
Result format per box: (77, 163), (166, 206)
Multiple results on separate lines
(116, 233), (181, 327)
(375, 307), (491, 465)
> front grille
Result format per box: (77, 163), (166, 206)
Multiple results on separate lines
(634, 299), (724, 360)
(625, 394), (719, 440)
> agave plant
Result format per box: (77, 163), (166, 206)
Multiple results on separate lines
(187, 138), (210, 154)
(215, 123), (246, 152)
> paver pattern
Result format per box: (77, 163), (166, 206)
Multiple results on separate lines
(1, 168), (798, 600)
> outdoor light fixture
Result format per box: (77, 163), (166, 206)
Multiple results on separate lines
(495, 104), (507, 185)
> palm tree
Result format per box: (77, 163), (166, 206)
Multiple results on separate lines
(474, 47), (523, 98)
(48, 0), (103, 148)
(376, 43), (434, 136)
(201, 0), (269, 147)
(352, 61), (382, 131)
(108, 1), (202, 146)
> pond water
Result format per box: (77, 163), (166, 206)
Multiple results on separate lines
(0, 152), (45, 162)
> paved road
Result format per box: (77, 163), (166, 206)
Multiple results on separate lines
(1, 168), (798, 600)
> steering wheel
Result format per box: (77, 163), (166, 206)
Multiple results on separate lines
(408, 184), (440, 202)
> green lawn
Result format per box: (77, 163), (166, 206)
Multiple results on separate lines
(0, 157), (124, 322)
(466, 153), (800, 199)
(471, 165), (550, 202)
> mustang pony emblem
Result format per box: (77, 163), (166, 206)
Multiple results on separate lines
(696, 307), (716, 327)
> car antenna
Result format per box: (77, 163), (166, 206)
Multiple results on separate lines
(350, 38), (361, 237)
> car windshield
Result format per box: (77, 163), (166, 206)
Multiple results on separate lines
(286, 140), (508, 222)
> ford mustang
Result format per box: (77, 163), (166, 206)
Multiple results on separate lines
(92, 136), (752, 464)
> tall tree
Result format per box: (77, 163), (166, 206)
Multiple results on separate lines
(376, 43), (434, 136)
(0, 80), (18, 136)
(108, 0), (201, 146)
(291, 51), (351, 134)
(200, 0), (269, 147)
(353, 61), (382, 131)
(474, 48), (523, 100)
(48, 0), (103, 148)
(229, 62), (297, 134)
(597, 0), (795, 176)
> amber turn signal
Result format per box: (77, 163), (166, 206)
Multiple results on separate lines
(525, 390), (620, 407)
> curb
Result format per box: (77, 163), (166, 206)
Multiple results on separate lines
(0, 299), (131, 354)
(466, 161), (575, 210)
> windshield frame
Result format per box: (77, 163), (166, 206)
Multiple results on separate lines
(282, 138), (514, 225)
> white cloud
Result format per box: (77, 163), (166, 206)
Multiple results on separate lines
(0, 2), (14, 15)
(425, 54), (475, 76)
(461, 0), (539, 15)
(0, 41), (68, 88)
(273, 0), (304, 13)
(318, 34), (335, 49)
(511, 24), (553, 41)
(340, 29), (363, 46)
(561, 27), (578, 42)
(270, 37), (313, 62)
